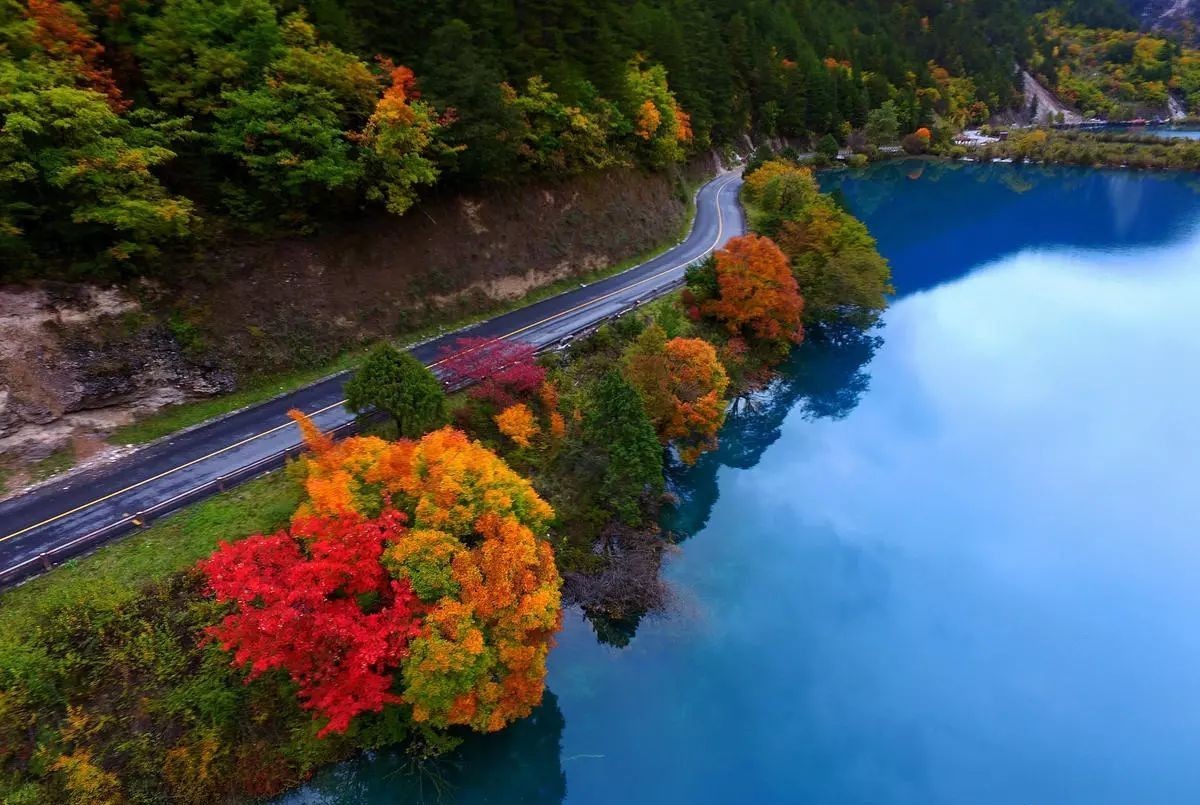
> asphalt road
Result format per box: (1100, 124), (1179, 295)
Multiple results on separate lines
(0, 170), (745, 586)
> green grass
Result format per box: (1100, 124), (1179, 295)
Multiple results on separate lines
(106, 178), (703, 448)
(26, 449), (77, 485)
(108, 357), (361, 445)
(0, 471), (302, 632)
(0, 449), (79, 499)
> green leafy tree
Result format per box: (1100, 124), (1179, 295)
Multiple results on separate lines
(207, 12), (400, 221)
(419, 19), (521, 182)
(501, 76), (619, 175)
(271, 13), (379, 123)
(742, 159), (822, 237)
(777, 198), (894, 330)
(816, 133), (840, 160)
(137, 0), (284, 117)
(583, 372), (664, 524)
(0, 54), (193, 275)
(865, 100), (900, 145)
(805, 59), (838, 133)
(211, 81), (361, 218)
(344, 344), (446, 437)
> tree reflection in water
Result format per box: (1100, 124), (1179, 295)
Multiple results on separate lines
(284, 692), (567, 805)
(584, 322), (881, 647)
(670, 321), (882, 540)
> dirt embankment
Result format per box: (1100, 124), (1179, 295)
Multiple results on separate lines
(0, 161), (711, 477)
(176, 163), (708, 376)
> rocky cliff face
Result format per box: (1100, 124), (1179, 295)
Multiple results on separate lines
(0, 285), (233, 466)
(1126, 0), (1200, 41)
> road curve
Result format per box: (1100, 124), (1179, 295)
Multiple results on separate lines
(0, 171), (745, 586)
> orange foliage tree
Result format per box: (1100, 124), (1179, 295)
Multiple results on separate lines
(285, 414), (562, 733)
(495, 402), (539, 448)
(703, 234), (804, 350)
(537, 380), (566, 442)
(622, 324), (729, 464)
(635, 99), (662, 139)
(537, 380), (559, 413)
(25, 0), (129, 110)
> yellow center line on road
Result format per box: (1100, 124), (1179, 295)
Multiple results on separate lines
(0, 173), (739, 548)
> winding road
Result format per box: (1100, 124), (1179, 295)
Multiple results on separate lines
(0, 170), (745, 586)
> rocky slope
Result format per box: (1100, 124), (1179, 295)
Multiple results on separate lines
(1125, 0), (1200, 40)
(0, 285), (233, 462)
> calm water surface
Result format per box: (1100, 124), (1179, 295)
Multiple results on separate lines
(1105, 126), (1200, 140)
(285, 162), (1200, 804)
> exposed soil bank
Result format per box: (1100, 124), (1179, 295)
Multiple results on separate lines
(175, 163), (709, 377)
(0, 162), (711, 485)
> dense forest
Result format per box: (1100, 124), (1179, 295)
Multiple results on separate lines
(1, 0), (1033, 278)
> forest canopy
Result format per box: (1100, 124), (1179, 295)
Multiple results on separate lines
(1, 0), (1032, 277)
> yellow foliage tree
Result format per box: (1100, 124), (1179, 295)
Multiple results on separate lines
(286, 415), (562, 733)
(495, 403), (539, 448)
(622, 324), (730, 464)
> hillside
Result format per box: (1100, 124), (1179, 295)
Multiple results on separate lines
(1125, 0), (1200, 42)
(1030, 9), (1200, 118)
(0, 163), (702, 483)
(1, 0), (1031, 280)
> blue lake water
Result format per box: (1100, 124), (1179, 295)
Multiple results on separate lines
(285, 161), (1200, 804)
(1104, 126), (1200, 140)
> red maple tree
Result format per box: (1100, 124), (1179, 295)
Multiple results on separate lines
(25, 0), (129, 111)
(200, 509), (423, 736)
(437, 336), (545, 407)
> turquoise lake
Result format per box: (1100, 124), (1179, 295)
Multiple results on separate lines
(1097, 126), (1200, 140)
(285, 161), (1200, 804)
(1119, 127), (1200, 140)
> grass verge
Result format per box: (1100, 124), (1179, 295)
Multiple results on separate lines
(0, 449), (77, 501)
(0, 471), (301, 628)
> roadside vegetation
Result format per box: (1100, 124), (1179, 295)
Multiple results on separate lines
(976, 128), (1200, 169)
(0, 156), (894, 802)
(100, 182), (703, 450)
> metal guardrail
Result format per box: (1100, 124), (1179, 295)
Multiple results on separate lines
(0, 257), (706, 589)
